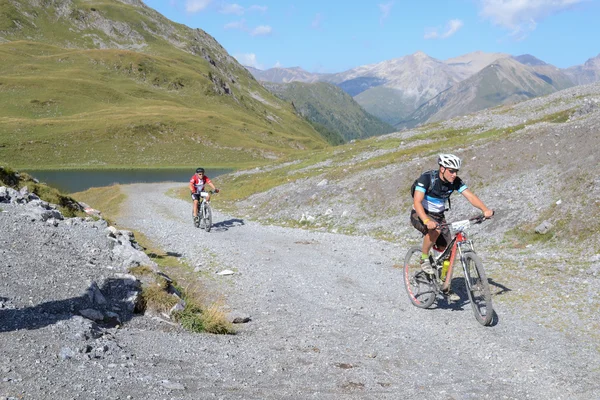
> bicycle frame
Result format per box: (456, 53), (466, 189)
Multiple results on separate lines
(431, 219), (479, 291)
(195, 191), (212, 211)
(431, 230), (474, 292)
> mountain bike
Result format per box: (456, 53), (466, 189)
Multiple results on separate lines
(194, 190), (216, 232)
(403, 215), (494, 326)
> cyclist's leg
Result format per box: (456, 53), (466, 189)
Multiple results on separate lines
(433, 214), (451, 252)
(411, 210), (443, 255)
(192, 194), (199, 218)
(432, 215), (458, 299)
(411, 210), (439, 274)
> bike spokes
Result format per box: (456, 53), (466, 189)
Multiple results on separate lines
(403, 247), (437, 309)
(203, 203), (212, 232)
(462, 252), (493, 326)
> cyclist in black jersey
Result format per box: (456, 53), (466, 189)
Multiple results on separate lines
(411, 154), (494, 283)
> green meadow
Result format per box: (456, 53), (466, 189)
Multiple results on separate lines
(0, 39), (328, 170)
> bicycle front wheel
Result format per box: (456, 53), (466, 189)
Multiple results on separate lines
(203, 203), (212, 232)
(462, 252), (494, 326)
(403, 247), (436, 309)
(194, 204), (200, 228)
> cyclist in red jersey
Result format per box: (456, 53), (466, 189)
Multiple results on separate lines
(189, 168), (218, 222)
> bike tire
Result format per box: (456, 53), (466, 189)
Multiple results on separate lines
(194, 204), (200, 228)
(198, 203), (206, 229)
(203, 203), (212, 232)
(403, 247), (436, 309)
(462, 251), (494, 326)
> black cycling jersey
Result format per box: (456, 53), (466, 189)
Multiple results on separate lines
(414, 169), (467, 214)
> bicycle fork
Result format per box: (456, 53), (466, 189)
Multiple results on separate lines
(455, 239), (476, 292)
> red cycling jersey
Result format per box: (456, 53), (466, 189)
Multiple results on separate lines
(190, 175), (212, 193)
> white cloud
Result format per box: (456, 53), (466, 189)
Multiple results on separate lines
(248, 5), (268, 13)
(235, 53), (263, 69)
(273, 61), (282, 68)
(251, 25), (272, 36)
(424, 19), (464, 39)
(479, 0), (587, 37)
(224, 20), (246, 30)
(185, 0), (212, 13)
(312, 13), (323, 29)
(224, 20), (271, 36)
(379, 2), (394, 25)
(220, 3), (244, 15)
(219, 3), (267, 15)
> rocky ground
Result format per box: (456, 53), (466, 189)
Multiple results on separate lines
(1, 82), (600, 399)
(1, 177), (600, 399)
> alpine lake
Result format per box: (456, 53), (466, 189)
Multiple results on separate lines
(23, 168), (232, 194)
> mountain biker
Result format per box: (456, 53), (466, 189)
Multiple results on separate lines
(411, 154), (493, 297)
(189, 168), (219, 222)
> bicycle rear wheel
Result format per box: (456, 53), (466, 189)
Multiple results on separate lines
(462, 251), (493, 326)
(403, 247), (436, 308)
(203, 203), (212, 232)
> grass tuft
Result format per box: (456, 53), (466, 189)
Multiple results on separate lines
(137, 283), (179, 314)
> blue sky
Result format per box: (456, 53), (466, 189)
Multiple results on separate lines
(142, 0), (599, 73)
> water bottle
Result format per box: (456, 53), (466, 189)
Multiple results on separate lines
(441, 259), (450, 280)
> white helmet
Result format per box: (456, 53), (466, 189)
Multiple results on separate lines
(437, 154), (462, 169)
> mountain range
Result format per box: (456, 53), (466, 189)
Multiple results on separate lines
(247, 51), (600, 128)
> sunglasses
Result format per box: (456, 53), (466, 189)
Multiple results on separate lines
(446, 168), (459, 174)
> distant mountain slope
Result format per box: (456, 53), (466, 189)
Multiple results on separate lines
(246, 66), (326, 83)
(263, 82), (396, 142)
(402, 57), (574, 127)
(565, 54), (600, 85)
(513, 54), (548, 66)
(0, 0), (330, 169)
(445, 51), (511, 80)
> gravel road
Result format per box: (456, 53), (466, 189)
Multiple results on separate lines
(2, 179), (600, 399)
(109, 182), (600, 399)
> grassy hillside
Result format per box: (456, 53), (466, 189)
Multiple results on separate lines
(264, 81), (395, 143)
(0, 0), (330, 169)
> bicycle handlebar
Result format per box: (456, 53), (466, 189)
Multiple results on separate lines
(193, 189), (219, 195)
(437, 213), (493, 229)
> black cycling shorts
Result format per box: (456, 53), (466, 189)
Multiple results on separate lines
(410, 209), (452, 249)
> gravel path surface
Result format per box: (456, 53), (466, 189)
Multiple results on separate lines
(108, 182), (600, 399)
(2, 181), (600, 399)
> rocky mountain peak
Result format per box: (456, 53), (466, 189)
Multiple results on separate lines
(514, 54), (548, 66)
(584, 53), (600, 68)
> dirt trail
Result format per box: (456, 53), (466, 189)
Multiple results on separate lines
(109, 182), (600, 399)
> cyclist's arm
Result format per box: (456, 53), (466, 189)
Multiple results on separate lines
(413, 191), (438, 230)
(189, 179), (196, 193)
(461, 189), (493, 217)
